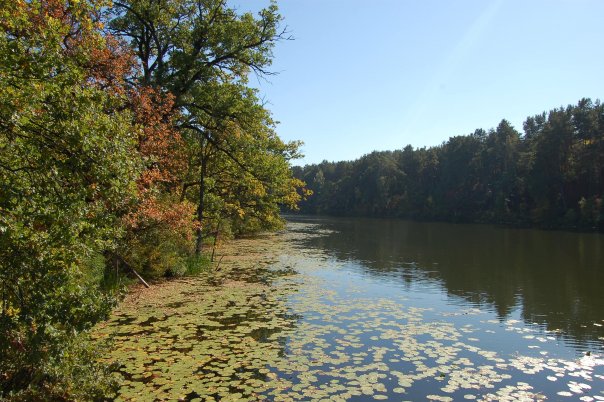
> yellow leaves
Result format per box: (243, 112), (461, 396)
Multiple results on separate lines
(224, 202), (246, 218)
(249, 180), (267, 198)
(291, 178), (312, 199)
(3, 305), (20, 318)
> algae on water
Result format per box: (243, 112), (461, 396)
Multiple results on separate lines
(95, 223), (604, 401)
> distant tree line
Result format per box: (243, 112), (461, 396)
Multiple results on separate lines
(293, 98), (604, 231)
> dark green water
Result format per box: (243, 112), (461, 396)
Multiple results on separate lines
(292, 215), (604, 351)
(281, 215), (604, 401)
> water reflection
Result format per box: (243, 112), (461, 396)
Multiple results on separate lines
(289, 216), (604, 348)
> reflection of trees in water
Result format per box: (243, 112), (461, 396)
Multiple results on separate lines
(294, 216), (604, 345)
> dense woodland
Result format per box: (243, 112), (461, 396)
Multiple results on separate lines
(294, 99), (604, 231)
(0, 0), (306, 398)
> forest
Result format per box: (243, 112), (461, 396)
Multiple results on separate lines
(0, 0), (306, 399)
(294, 98), (604, 232)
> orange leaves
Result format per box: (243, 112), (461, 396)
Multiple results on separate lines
(123, 197), (196, 239)
(27, 0), (71, 32)
(130, 86), (186, 189)
(87, 34), (136, 93)
(24, 0), (94, 41)
(9, 0), (134, 95)
(126, 86), (194, 236)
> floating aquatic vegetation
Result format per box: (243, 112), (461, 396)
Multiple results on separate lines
(94, 222), (604, 401)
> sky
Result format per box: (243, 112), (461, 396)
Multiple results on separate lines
(233, 0), (604, 166)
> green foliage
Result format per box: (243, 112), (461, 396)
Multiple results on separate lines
(124, 222), (194, 278)
(2, 0), (305, 397)
(184, 254), (211, 276)
(3, 334), (119, 401)
(109, 0), (283, 92)
(0, 0), (139, 397)
(111, 0), (307, 251)
(295, 99), (604, 232)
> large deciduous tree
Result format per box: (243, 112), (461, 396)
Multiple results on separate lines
(1, 0), (306, 396)
(110, 0), (306, 253)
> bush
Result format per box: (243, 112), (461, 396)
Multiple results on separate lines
(184, 254), (212, 276)
(2, 333), (119, 401)
(122, 224), (195, 278)
(0, 255), (119, 399)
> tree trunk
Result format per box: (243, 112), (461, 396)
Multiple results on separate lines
(195, 150), (207, 256)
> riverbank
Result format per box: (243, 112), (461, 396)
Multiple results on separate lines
(93, 230), (299, 401)
(107, 231), (285, 312)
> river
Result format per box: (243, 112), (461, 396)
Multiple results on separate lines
(291, 215), (604, 353)
(97, 216), (604, 401)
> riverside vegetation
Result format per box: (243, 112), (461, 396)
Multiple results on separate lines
(293, 99), (604, 231)
(1, 0), (306, 399)
(1, 0), (603, 400)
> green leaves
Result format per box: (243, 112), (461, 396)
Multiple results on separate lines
(2, 0), (305, 397)
(111, 0), (283, 92)
(295, 99), (604, 231)
(112, 0), (305, 244)
(1, 0), (140, 397)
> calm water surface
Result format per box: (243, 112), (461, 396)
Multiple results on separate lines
(100, 215), (604, 401)
(280, 215), (604, 400)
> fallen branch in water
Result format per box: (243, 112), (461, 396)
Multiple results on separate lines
(130, 267), (150, 288)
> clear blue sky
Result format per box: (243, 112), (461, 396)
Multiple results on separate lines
(234, 0), (604, 166)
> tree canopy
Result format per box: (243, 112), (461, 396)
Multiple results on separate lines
(110, 0), (305, 254)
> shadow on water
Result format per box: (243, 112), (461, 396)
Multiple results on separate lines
(96, 252), (305, 400)
(288, 215), (604, 347)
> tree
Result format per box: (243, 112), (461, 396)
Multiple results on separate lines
(120, 86), (197, 276)
(110, 0), (306, 253)
(482, 120), (520, 220)
(527, 108), (575, 224)
(294, 99), (603, 231)
(437, 134), (485, 220)
(0, 0), (140, 397)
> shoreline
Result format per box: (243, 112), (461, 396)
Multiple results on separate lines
(93, 229), (298, 400)
(101, 230), (288, 320)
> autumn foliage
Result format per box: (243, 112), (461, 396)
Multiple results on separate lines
(125, 86), (195, 234)
(1, 0), (305, 398)
(1, 0), (138, 398)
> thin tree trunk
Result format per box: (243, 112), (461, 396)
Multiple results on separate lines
(1, 280), (6, 317)
(211, 222), (221, 262)
(195, 149), (207, 256)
